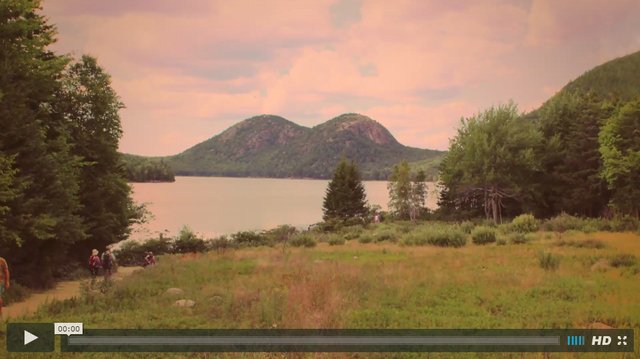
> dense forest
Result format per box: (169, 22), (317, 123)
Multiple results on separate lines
(0, 1), (143, 288)
(438, 50), (640, 222)
(121, 154), (175, 182)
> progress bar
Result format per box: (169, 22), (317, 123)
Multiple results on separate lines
(61, 329), (634, 353)
(68, 335), (558, 346)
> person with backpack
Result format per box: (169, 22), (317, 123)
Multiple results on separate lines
(101, 247), (114, 278)
(88, 249), (101, 288)
(143, 251), (156, 267)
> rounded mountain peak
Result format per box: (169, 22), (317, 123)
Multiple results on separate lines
(320, 113), (399, 146)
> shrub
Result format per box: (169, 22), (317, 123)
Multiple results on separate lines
(358, 234), (373, 244)
(512, 214), (538, 233)
(231, 231), (271, 247)
(328, 236), (346, 246)
(425, 227), (467, 247)
(342, 225), (363, 240)
(289, 233), (317, 248)
(496, 237), (507, 246)
(555, 239), (606, 249)
(471, 226), (497, 245)
(610, 215), (639, 232)
(542, 213), (583, 234)
(374, 229), (396, 242)
(538, 252), (560, 271)
(459, 221), (475, 234)
(609, 254), (636, 267)
(265, 225), (298, 244)
(509, 233), (528, 244)
(497, 223), (515, 234)
(114, 241), (146, 266)
(173, 226), (207, 253)
(207, 236), (235, 252)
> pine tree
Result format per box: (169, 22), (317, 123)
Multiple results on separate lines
(322, 158), (367, 221)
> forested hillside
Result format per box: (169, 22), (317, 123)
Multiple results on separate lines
(122, 154), (175, 182)
(167, 114), (444, 180)
(439, 50), (640, 221)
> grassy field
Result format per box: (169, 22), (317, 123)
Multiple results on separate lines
(3, 225), (640, 358)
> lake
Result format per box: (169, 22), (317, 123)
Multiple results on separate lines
(130, 176), (438, 239)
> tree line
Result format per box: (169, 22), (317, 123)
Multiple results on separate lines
(0, 1), (142, 288)
(122, 154), (175, 183)
(323, 95), (639, 224)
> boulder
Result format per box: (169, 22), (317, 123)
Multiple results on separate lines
(165, 288), (185, 296)
(174, 299), (196, 308)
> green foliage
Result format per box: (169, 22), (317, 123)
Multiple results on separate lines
(327, 236), (346, 246)
(555, 239), (606, 249)
(358, 234), (374, 244)
(511, 214), (538, 233)
(121, 154), (175, 182)
(231, 231), (271, 247)
(207, 236), (235, 253)
(289, 233), (317, 248)
(599, 100), (640, 216)
(509, 233), (529, 244)
(115, 235), (173, 266)
(538, 252), (560, 271)
(471, 226), (497, 245)
(610, 215), (639, 232)
(173, 226), (206, 253)
(402, 226), (467, 247)
(459, 221), (475, 234)
(387, 161), (428, 220)
(438, 102), (542, 223)
(533, 92), (612, 218)
(322, 157), (368, 221)
(496, 237), (507, 246)
(609, 254), (636, 268)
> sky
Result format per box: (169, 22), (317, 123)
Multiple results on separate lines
(42, 0), (640, 156)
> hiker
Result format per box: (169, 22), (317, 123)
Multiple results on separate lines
(0, 256), (9, 316)
(89, 249), (102, 277)
(101, 247), (114, 278)
(143, 251), (156, 267)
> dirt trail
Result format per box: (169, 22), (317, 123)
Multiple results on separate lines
(2, 266), (141, 320)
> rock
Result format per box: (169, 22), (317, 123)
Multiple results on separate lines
(174, 299), (196, 308)
(590, 259), (610, 272)
(165, 288), (185, 296)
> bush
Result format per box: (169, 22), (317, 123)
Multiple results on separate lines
(555, 239), (606, 249)
(538, 252), (560, 271)
(173, 226), (207, 253)
(459, 221), (475, 234)
(496, 237), (507, 246)
(207, 236), (235, 252)
(610, 215), (639, 232)
(497, 223), (515, 234)
(328, 236), (346, 246)
(231, 231), (271, 247)
(426, 228), (467, 247)
(114, 241), (146, 266)
(471, 226), (497, 245)
(342, 225), (363, 240)
(289, 233), (317, 248)
(358, 234), (373, 244)
(609, 254), (636, 267)
(542, 213), (583, 234)
(265, 225), (298, 244)
(512, 214), (538, 233)
(374, 229), (396, 242)
(509, 233), (528, 244)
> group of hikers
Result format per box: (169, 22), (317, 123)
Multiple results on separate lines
(88, 247), (156, 280)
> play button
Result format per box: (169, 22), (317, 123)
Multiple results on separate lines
(6, 323), (54, 352)
(24, 330), (38, 345)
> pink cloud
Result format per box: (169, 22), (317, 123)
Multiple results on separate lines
(41, 1), (640, 156)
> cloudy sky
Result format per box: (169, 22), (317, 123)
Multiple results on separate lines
(43, 0), (640, 156)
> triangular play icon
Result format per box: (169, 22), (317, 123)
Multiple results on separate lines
(24, 330), (38, 345)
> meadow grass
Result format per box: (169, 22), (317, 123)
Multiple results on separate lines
(2, 227), (640, 359)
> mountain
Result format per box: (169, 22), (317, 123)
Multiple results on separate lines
(167, 113), (444, 180)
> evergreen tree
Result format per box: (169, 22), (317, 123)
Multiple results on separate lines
(533, 92), (612, 217)
(0, 0), (85, 287)
(322, 158), (367, 221)
(410, 170), (427, 220)
(599, 99), (640, 217)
